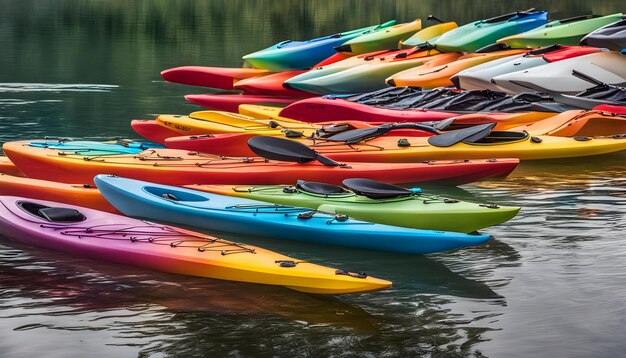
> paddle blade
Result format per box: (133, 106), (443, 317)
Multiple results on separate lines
(427, 123), (496, 147)
(247, 136), (341, 166)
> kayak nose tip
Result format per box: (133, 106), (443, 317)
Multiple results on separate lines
(450, 76), (461, 89)
(386, 78), (396, 87)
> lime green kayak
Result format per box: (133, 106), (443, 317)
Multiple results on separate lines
(498, 13), (624, 48)
(187, 179), (520, 233)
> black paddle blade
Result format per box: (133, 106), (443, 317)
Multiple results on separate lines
(247, 136), (341, 166)
(342, 178), (412, 199)
(428, 123), (496, 147)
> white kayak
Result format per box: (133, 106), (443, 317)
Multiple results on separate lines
(490, 51), (626, 94)
(451, 45), (603, 91)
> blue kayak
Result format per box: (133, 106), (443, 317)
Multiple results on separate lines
(242, 20), (396, 72)
(94, 175), (491, 254)
(28, 139), (163, 155)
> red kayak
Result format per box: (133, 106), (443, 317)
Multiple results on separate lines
(160, 67), (270, 90)
(4, 138), (519, 187)
(593, 104), (626, 115)
(233, 70), (319, 98)
(277, 97), (458, 123)
(131, 120), (184, 144)
(185, 94), (297, 112)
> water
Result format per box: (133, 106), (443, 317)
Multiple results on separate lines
(0, 1), (625, 356)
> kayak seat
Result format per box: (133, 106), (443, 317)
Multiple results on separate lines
(296, 180), (350, 196)
(18, 202), (86, 222)
(342, 178), (413, 199)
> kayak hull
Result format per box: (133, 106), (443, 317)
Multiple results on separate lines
(184, 94), (296, 113)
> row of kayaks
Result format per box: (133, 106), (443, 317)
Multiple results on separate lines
(4, 10), (626, 296)
(161, 11), (626, 98)
(0, 146), (520, 294)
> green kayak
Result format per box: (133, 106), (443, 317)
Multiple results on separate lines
(187, 179), (520, 233)
(498, 13), (624, 48)
(433, 10), (548, 52)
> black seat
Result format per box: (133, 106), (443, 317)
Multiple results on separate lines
(342, 178), (413, 199)
(296, 180), (350, 196)
(19, 202), (86, 222)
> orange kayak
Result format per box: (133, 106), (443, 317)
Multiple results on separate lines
(3, 140), (519, 186)
(510, 110), (626, 136)
(387, 49), (526, 88)
(0, 171), (119, 213)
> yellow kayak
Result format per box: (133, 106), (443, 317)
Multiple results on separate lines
(401, 21), (458, 47)
(193, 123), (626, 161)
(156, 110), (319, 136)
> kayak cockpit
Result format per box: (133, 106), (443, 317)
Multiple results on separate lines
(143, 186), (209, 203)
(18, 201), (86, 222)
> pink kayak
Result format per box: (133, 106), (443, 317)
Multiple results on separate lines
(185, 94), (297, 112)
(160, 66), (270, 90)
(277, 97), (458, 123)
(0, 196), (391, 294)
(593, 104), (626, 115)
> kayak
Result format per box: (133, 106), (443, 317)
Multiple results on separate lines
(509, 110), (626, 136)
(498, 13), (624, 48)
(132, 119), (192, 144)
(284, 52), (460, 95)
(3, 138), (520, 186)
(160, 67), (270, 90)
(232, 70), (318, 98)
(581, 18), (626, 51)
(451, 45), (603, 91)
(184, 94), (296, 113)
(594, 104), (626, 115)
(186, 179), (520, 233)
(0, 156), (23, 177)
(540, 82), (626, 110)
(0, 171), (118, 213)
(334, 19), (422, 54)
(272, 88), (568, 123)
(492, 51), (626, 94)
(0, 196), (390, 294)
(94, 175), (492, 254)
(284, 47), (438, 86)
(387, 48), (525, 88)
(163, 121), (626, 160)
(138, 111), (380, 144)
(401, 20), (458, 47)
(242, 21), (397, 71)
(240, 100), (457, 123)
(433, 10), (548, 52)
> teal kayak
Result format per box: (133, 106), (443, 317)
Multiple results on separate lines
(434, 10), (548, 52)
(95, 175), (492, 254)
(242, 20), (396, 71)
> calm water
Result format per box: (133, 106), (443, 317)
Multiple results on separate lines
(1, 1), (626, 357)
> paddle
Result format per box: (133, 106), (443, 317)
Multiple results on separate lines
(324, 122), (442, 144)
(427, 123), (496, 147)
(247, 136), (342, 166)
